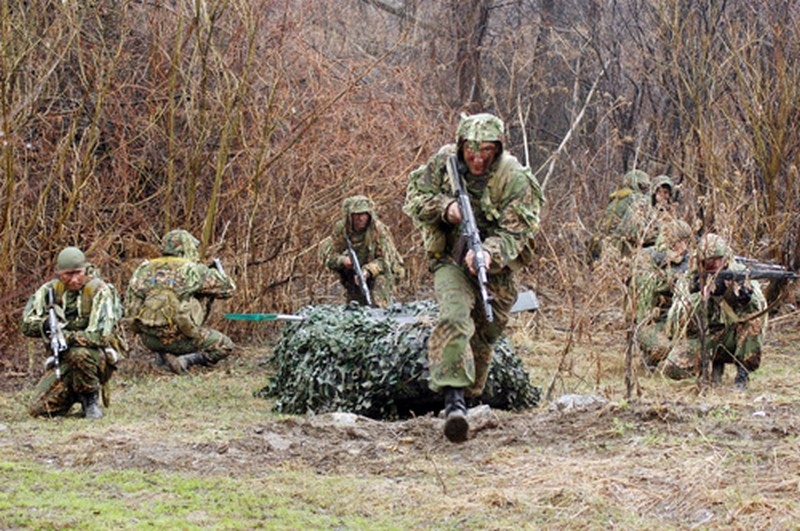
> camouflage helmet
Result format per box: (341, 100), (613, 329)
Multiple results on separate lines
(161, 229), (200, 261)
(622, 170), (651, 193)
(56, 246), (87, 272)
(650, 175), (675, 204)
(697, 233), (731, 261)
(342, 195), (374, 216)
(456, 113), (505, 154)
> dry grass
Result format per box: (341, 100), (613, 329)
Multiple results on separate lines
(2, 304), (799, 529)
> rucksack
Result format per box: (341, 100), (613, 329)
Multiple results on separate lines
(136, 287), (182, 329)
(129, 257), (193, 330)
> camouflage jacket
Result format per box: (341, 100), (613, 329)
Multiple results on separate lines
(632, 247), (690, 323)
(21, 276), (122, 349)
(126, 256), (236, 327)
(403, 144), (543, 273)
(319, 198), (405, 283)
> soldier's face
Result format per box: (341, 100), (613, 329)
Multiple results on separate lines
(58, 268), (87, 291)
(655, 186), (671, 207)
(700, 256), (725, 274)
(351, 212), (371, 233)
(463, 141), (498, 176)
(669, 240), (689, 263)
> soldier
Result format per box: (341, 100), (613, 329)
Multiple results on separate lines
(631, 219), (693, 370)
(403, 112), (544, 442)
(319, 195), (405, 308)
(589, 169), (651, 260)
(663, 233), (767, 389)
(126, 229), (237, 373)
(21, 246), (124, 419)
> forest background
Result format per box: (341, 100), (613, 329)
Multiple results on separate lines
(1, 0), (799, 374)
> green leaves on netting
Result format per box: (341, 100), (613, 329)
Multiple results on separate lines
(255, 300), (540, 420)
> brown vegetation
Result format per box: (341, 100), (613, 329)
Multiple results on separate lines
(2, 0), (800, 389)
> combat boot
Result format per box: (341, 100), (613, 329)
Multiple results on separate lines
(443, 387), (468, 443)
(176, 352), (209, 372)
(734, 365), (749, 391)
(80, 392), (103, 419)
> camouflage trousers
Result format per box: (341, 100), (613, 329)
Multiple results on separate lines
(29, 346), (114, 417)
(137, 324), (234, 364)
(338, 270), (390, 308)
(662, 321), (764, 380)
(427, 262), (516, 397)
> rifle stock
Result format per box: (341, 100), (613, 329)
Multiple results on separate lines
(46, 286), (68, 380)
(345, 233), (373, 307)
(446, 154), (494, 322)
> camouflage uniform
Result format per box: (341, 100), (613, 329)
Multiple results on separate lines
(126, 230), (237, 371)
(403, 113), (543, 400)
(319, 195), (405, 307)
(663, 233), (767, 388)
(632, 219), (692, 368)
(599, 170), (653, 256)
(21, 250), (123, 418)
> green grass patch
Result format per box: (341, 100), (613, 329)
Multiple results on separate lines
(0, 460), (422, 530)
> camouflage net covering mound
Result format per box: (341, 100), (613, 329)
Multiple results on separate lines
(256, 300), (540, 420)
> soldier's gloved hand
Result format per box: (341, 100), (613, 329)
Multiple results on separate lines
(711, 275), (729, 297)
(725, 282), (753, 307)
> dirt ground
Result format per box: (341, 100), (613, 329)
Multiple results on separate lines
(2, 308), (800, 528)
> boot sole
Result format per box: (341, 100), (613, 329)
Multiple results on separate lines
(444, 413), (469, 443)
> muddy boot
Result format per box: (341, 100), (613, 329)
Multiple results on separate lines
(80, 392), (103, 419)
(443, 387), (468, 443)
(176, 352), (209, 372)
(734, 364), (749, 391)
(162, 353), (186, 374)
(711, 359), (725, 384)
(154, 352), (168, 369)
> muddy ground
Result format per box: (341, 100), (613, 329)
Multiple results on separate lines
(2, 310), (800, 528)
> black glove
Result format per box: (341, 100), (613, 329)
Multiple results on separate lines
(724, 281), (753, 307)
(711, 275), (729, 297)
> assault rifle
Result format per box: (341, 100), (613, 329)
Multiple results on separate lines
(692, 266), (798, 296)
(46, 286), (68, 380)
(446, 154), (493, 322)
(714, 267), (799, 285)
(345, 233), (373, 307)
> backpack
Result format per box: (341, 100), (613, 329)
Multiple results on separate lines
(136, 287), (182, 329)
(129, 257), (193, 330)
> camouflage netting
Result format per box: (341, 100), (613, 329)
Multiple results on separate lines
(255, 300), (540, 420)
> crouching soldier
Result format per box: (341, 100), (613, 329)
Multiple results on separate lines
(21, 246), (124, 419)
(319, 195), (405, 308)
(663, 233), (767, 390)
(126, 229), (237, 373)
